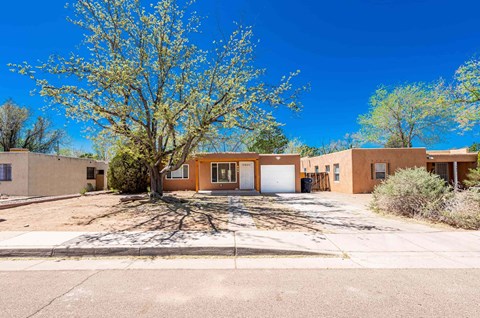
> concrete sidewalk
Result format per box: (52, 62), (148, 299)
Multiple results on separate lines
(1, 230), (480, 268)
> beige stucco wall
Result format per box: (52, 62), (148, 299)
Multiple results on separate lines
(27, 153), (108, 196)
(301, 149), (354, 193)
(0, 152), (29, 196)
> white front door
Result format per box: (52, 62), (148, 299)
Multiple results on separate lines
(239, 161), (255, 190)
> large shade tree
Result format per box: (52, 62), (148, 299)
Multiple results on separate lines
(11, 0), (304, 197)
(453, 58), (480, 132)
(0, 100), (64, 153)
(358, 82), (452, 147)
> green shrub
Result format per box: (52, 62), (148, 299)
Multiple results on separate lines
(372, 167), (450, 218)
(464, 167), (480, 187)
(108, 151), (149, 194)
(441, 189), (480, 229)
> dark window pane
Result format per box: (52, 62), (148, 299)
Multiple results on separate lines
(212, 164), (217, 182)
(87, 167), (95, 179)
(183, 165), (189, 179)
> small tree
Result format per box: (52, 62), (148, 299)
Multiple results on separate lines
(108, 151), (149, 193)
(0, 99), (64, 153)
(11, 0), (304, 198)
(358, 83), (452, 147)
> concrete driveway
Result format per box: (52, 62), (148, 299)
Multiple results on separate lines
(276, 192), (443, 234)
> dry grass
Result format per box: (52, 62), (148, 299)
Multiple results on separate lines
(0, 192), (229, 232)
(241, 195), (324, 232)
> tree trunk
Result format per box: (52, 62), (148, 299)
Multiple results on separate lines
(149, 165), (164, 199)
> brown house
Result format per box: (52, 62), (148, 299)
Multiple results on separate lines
(164, 152), (301, 193)
(301, 148), (478, 194)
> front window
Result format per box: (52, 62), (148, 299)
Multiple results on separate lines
(211, 162), (237, 183)
(314, 165), (319, 173)
(166, 164), (189, 179)
(375, 163), (387, 180)
(0, 164), (12, 181)
(87, 167), (95, 180)
(325, 165), (330, 173)
(333, 164), (340, 182)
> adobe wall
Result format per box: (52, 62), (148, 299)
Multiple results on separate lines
(301, 150), (354, 193)
(351, 148), (427, 193)
(163, 159), (197, 191)
(27, 153), (109, 196)
(0, 152), (29, 196)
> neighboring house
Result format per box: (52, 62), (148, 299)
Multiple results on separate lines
(164, 152), (301, 193)
(0, 149), (108, 196)
(301, 148), (478, 194)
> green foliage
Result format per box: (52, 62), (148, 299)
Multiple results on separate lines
(469, 142), (480, 153)
(358, 82), (453, 147)
(79, 153), (97, 159)
(372, 167), (480, 229)
(10, 0), (305, 195)
(453, 59), (480, 131)
(372, 167), (450, 218)
(108, 151), (149, 194)
(247, 125), (288, 154)
(465, 168), (480, 187)
(0, 99), (64, 153)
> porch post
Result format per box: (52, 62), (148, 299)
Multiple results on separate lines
(453, 161), (458, 191)
(255, 159), (260, 192)
(195, 160), (200, 192)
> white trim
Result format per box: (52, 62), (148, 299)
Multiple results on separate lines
(211, 162), (237, 183)
(333, 163), (340, 182)
(166, 164), (189, 180)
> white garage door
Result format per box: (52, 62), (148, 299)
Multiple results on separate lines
(261, 165), (296, 193)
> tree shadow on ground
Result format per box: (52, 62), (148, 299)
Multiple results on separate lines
(244, 195), (400, 233)
(80, 194), (230, 234)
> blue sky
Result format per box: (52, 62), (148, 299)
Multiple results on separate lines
(0, 0), (479, 151)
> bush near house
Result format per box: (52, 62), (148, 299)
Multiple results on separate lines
(372, 167), (480, 229)
(108, 152), (149, 194)
(464, 167), (480, 187)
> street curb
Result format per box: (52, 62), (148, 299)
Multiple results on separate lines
(0, 246), (339, 258)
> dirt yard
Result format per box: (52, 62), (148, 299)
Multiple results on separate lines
(0, 193), (230, 232)
(241, 195), (324, 232)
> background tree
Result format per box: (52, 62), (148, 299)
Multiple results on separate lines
(0, 99), (64, 153)
(247, 125), (288, 154)
(453, 58), (480, 132)
(358, 82), (452, 147)
(11, 0), (304, 198)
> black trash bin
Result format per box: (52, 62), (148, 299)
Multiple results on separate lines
(301, 178), (313, 193)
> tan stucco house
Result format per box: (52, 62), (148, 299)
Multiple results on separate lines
(164, 152), (301, 193)
(0, 149), (108, 196)
(301, 148), (478, 194)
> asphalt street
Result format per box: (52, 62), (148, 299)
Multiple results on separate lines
(1, 268), (479, 317)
